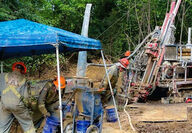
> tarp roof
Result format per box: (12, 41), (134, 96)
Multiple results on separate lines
(0, 19), (101, 59)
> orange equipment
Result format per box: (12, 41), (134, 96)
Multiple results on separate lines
(53, 76), (66, 89)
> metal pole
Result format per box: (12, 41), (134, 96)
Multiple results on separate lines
(187, 27), (192, 60)
(72, 102), (77, 133)
(1, 62), (3, 74)
(180, 46), (182, 61)
(101, 50), (122, 130)
(188, 27), (191, 44)
(56, 45), (63, 133)
(76, 4), (92, 77)
(185, 66), (187, 82)
(91, 92), (95, 125)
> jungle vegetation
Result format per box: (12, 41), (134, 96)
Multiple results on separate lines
(0, 0), (191, 75)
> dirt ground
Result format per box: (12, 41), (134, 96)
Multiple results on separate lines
(120, 103), (192, 133)
(100, 102), (192, 133)
(10, 100), (192, 133)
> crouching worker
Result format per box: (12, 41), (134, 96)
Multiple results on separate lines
(0, 62), (35, 133)
(99, 58), (129, 106)
(26, 76), (66, 130)
(38, 76), (66, 118)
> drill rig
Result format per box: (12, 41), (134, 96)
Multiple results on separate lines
(123, 0), (192, 103)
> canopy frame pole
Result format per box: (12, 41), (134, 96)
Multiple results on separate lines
(101, 50), (122, 130)
(55, 44), (63, 133)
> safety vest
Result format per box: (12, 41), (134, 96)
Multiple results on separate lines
(2, 73), (26, 100)
(1, 72), (28, 110)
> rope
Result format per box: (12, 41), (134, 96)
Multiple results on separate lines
(96, 14), (126, 39)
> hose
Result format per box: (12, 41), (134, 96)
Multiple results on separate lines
(127, 31), (155, 60)
(124, 99), (136, 132)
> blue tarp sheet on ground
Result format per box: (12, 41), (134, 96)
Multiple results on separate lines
(0, 19), (102, 59)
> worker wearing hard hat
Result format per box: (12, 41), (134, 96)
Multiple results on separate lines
(0, 62), (36, 133)
(25, 76), (66, 130)
(8, 76), (66, 132)
(37, 76), (66, 117)
(124, 50), (131, 57)
(122, 50), (133, 93)
(100, 57), (129, 106)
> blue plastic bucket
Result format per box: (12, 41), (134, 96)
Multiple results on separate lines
(106, 108), (117, 122)
(76, 120), (90, 133)
(43, 116), (60, 133)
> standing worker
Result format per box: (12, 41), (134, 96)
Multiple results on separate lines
(9, 76), (66, 133)
(100, 57), (129, 106)
(122, 51), (132, 95)
(0, 62), (36, 133)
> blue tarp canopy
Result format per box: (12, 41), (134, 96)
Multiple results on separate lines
(0, 19), (101, 59)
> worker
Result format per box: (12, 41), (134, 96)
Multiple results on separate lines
(124, 50), (131, 57)
(123, 50), (132, 94)
(8, 76), (66, 132)
(0, 62), (36, 133)
(26, 76), (66, 129)
(100, 58), (129, 106)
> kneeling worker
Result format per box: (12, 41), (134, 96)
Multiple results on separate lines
(26, 76), (66, 128)
(38, 76), (66, 118)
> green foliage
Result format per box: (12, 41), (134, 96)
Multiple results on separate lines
(3, 54), (68, 77)
(1, 0), (192, 73)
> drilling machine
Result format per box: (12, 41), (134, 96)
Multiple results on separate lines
(123, 0), (192, 103)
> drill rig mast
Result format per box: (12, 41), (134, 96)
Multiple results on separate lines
(125, 0), (190, 102)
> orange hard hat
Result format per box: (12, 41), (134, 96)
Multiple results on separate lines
(119, 58), (129, 68)
(124, 51), (131, 57)
(12, 62), (27, 74)
(53, 76), (66, 89)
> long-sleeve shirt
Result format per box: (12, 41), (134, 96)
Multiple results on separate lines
(38, 81), (60, 115)
(100, 64), (120, 104)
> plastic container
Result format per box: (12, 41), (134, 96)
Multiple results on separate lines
(43, 116), (60, 133)
(106, 107), (117, 122)
(76, 120), (90, 133)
